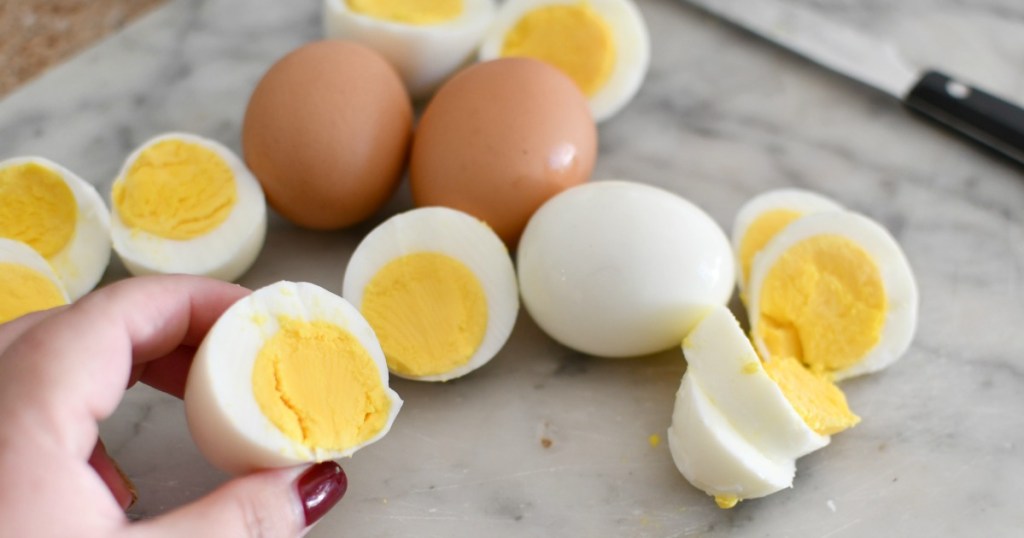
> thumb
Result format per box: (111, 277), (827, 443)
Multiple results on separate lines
(131, 462), (347, 538)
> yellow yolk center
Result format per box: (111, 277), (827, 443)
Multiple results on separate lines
(763, 356), (860, 436)
(739, 209), (802, 288)
(252, 317), (391, 450)
(0, 263), (67, 323)
(346, 0), (463, 25)
(361, 252), (488, 378)
(500, 3), (616, 96)
(0, 162), (77, 258)
(757, 235), (887, 374)
(715, 494), (739, 509)
(112, 139), (236, 240)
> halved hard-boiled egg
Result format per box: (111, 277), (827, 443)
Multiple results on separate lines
(185, 281), (402, 475)
(342, 206), (519, 381)
(747, 211), (918, 380)
(478, 0), (650, 122)
(323, 0), (497, 98)
(0, 156), (111, 300)
(668, 305), (859, 508)
(517, 180), (734, 358)
(731, 188), (843, 297)
(0, 238), (69, 323)
(110, 132), (267, 282)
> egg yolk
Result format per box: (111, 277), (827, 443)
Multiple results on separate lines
(347, 0), (462, 25)
(361, 252), (488, 378)
(112, 139), (236, 240)
(500, 3), (615, 96)
(0, 162), (77, 258)
(715, 494), (739, 510)
(252, 317), (391, 450)
(757, 235), (887, 374)
(763, 356), (860, 436)
(0, 263), (68, 323)
(738, 209), (802, 288)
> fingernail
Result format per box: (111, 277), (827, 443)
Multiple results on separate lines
(296, 461), (347, 527)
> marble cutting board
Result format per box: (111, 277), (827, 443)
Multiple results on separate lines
(1, 0), (1022, 536)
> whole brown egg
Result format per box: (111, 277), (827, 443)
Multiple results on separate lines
(409, 57), (597, 247)
(242, 40), (412, 230)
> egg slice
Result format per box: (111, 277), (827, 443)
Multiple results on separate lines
(184, 280), (403, 475)
(747, 211), (919, 380)
(517, 180), (734, 358)
(731, 188), (843, 297)
(323, 0), (497, 98)
(0, 238), (70, 323)
(0, 156), (111, 300)
(110, 132), (267, 282)
(342, 206), (519, 381)
(478, 0), (650, 122)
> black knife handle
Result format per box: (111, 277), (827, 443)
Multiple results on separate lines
(904, 70), (1024, 165)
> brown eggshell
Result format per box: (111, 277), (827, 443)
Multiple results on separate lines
(243, 40), (412, 230)
(409, 57), (597, 247)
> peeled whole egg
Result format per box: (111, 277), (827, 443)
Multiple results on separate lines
(747, 210), (919, 380)
(323, 0), (496, 98)
(0, 156), (110, 300)
(0, 238), (69, 323)
(342, 206), (519, 381)
(410, 57), (596, 247)
(478, 0), (650, 122)
(242, 40), (412, 230)
(516, 180), (735, 358)
(185, 280), (403, 475)
(109, 132), (267, 282)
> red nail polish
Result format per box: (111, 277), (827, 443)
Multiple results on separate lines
(296, 461), (348, 527)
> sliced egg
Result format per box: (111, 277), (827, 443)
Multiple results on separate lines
(0, 156), (111, 300)
(747, 211), (919, 380)
(184, 280), (403, 475)
(731, 188), (843, 297)
(0, 238), (69, 323)
(110, 132), (267, 282)
(478, 0), (650, 122)
(342, 206), (519, 381)
(517, 180), (734, 358)
(323, 0), (497, 98)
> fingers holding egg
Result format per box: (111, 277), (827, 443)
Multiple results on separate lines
(0, 238), (69, 323)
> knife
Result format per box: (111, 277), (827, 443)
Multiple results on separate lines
(683, 0), (1024, 165)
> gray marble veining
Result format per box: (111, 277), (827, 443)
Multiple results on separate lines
(1, 0), (1022, 536)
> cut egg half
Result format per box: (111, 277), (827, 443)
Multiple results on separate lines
(747, 211), (919, 380)
(324, 0), (497, 98)
(342, 206), (519, 382)
(0, 238), (69, 324)
(184, 281), (402, 475)
(478, 0), (650, 122)
(0, 156), (111, 300)
(110, 132), (267, 282)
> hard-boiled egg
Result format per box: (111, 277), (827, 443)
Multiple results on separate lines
(478, 0), (650, 122)
(0, 238), (69, 323)
(517, 180), (734, 358)
(110, 132), (267, 282)
(342, 206), (519, 381)
(185, 281), (403, 475)
(747, 211), (918, 380)
(0, 156), (110, 300)
(323, 0), (496, 98)
(731, 188), (843, 296)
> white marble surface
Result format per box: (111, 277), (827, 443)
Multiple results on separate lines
(2, 0), (1023, 536)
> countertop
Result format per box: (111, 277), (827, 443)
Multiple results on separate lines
(1, 0), (1022, 536)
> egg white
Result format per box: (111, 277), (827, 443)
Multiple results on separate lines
(342, 206), (519, 382)
(109, 132), (267, 282)
(0, 237), (70, 304)
(323, 0), (496, 98)
(747, 211), (919, 380)
(184, 280), (403, 475)
(478, 0), (650, 122)
(517, 180), (735, 358)
(0, 156), (110, 300)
